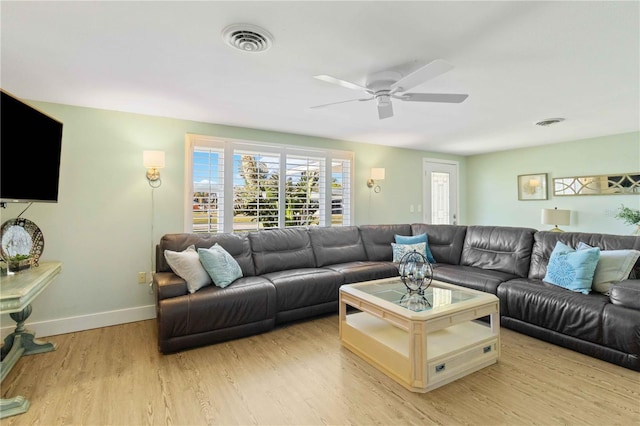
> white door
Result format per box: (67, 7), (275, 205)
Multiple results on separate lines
(423, 159), (459, 225)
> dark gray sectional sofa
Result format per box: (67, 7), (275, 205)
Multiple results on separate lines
(153, 224), (640, 371)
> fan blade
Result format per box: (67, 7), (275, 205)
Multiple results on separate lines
(390, 59), (454, 93)
(309, 97), (373, 109)
(377, 102), (394, 119)
(395, 93), (468, 103)
(314, 75), (370, 92)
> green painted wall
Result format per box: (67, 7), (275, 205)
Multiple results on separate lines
(0, 102), (464, 334)
(465, 131), (640, 234)
(2, 99), (637, 337)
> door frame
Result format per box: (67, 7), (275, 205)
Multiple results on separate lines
(422, 158), (460, 224)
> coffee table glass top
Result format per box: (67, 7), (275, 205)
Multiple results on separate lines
(352, 280), (479, 312)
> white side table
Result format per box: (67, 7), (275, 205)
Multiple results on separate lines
(0, 261), (62, 419)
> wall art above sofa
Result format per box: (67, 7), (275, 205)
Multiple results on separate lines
(554, 172), (640, 196)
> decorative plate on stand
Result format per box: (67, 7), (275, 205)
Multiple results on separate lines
(1, 218), (44, 265)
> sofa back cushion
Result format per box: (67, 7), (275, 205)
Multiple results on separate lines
(309, 226), (367, 267)
(359, 224), (411, 261)
(410, 224), (467, 265)
(461, 226), (536, 277)
(529, 231), (640, 280)
(249, 227), (316, 275)
(157, 233), (255, 276)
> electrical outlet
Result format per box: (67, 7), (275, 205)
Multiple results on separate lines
(137, 272), (147, 284)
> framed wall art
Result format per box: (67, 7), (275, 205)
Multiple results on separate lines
(553, 172), (640, 196)
(518, 173), (548, 200)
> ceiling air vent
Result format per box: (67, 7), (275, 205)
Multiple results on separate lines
(222, 24), (273, 53)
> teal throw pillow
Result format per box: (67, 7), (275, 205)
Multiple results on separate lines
(198, 244), (243, 288)
(394, 233), (436, 263)
(543, 241), (600, 294)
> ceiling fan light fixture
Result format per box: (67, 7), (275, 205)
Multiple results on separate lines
(535, 118), (565, 127)
(376, 94), (391, 106)
(311, 58), (467, 120)
(222, 24), (274, 53)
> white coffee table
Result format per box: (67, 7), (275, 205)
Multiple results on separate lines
(339, 277), (500, 393)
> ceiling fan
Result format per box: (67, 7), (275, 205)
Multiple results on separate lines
(311, 59), (468, 120)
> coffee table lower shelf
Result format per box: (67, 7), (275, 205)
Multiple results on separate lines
(341, 312), (499, 393)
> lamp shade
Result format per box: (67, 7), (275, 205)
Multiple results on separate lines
(370, 168), (385, 180)
(541, 208), (570, 226)
(143, 151), (165, 169)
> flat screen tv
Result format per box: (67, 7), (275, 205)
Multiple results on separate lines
(1, 89), (63, 203)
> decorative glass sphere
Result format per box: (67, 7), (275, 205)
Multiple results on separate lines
(397, 249), (433, 292)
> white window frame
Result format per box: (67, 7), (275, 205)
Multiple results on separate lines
(184, 134), (354, 233)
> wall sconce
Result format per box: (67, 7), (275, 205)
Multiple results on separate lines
(143, 150), (165, 188)
(367, 168), (385, 193)
(541, 207), (571, 232)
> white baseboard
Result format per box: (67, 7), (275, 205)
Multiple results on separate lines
(1, 305), (156, 339)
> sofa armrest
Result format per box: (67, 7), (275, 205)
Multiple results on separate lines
(609, 280), (640, 310)
(154, 272), (188, 300)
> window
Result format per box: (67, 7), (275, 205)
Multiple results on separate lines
(233, 149), (281, 231)
(331, 158), (351, 225)
(192, 145), (224, 233)
(186, 135), (353, 233)
(284, 154), (323, 228)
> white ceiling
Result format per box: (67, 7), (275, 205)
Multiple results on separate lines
(2, 1), (639, 155)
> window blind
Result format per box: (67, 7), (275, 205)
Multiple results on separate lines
(187, 135), (353, 233)
(192, 146), (224, 233)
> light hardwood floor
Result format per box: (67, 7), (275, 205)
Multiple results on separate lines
(2, 315), (639, 426)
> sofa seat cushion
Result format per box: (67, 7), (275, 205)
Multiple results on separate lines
(262, 268), (344, 312)
(602, 303), (640, 355)
(324, 261), (399, 284)
(433, 264), (516, 294)
(498, 278), (610, 345)
(157, 276), (276, 339)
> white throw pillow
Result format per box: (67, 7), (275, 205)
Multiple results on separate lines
(164, 245), (212, 293)
(577, 242), (640, 293)
(391, 242), (427, 263)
